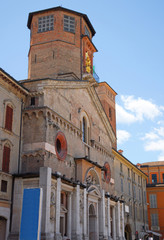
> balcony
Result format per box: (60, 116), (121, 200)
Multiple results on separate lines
(83, 66), (99, 83)
(147, 182), (164, 187)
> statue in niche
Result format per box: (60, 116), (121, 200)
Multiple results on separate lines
(50, 192), (55, 221)
(86, 174), (92, 184)
(86, 174), (98, 187)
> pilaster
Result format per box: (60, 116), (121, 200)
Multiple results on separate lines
(67, 192), (72, 239)
(83, 188), (87, 240)
(116, 201), (121, 240)
(107, 197), (111, 240)
(112, 206), (116, 240)
(121, 202), (125, 240)
(39, 167), (53, 240)
(54, 175), (62, 240)
(99, 189), (106, 240)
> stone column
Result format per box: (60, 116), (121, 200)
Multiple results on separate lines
(83, 188), (87, 239)
(67, 192), (72, 239)
(75, 183), (81, 239)
(112, 206), (116, 240)
(55, 175), (62, 240)
(99, 189), (105, 239)
(8, 178), (23, 240)
(107, 197), (111, 240)
(121, 202), (125, 240)
(39, 167), (52, 239)
(117, 201), (121, 240)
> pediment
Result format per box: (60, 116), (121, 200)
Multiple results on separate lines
(87, 185), (101, 198)
(57, 72), (80, 80)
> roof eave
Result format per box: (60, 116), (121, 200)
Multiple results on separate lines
(27, 6), (96, 36)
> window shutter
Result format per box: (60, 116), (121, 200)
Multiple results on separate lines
(2, 145), (10, 173)
(150, 194), (157, 208)
(5, 106), (13, 131)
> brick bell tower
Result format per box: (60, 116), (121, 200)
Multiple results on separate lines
(27, 6), (97, 80)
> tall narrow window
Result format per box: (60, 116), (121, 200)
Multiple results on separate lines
(109, 108), (112, 119)
(152, 174), (157, 184)
(162, 173), (164, 183)
(82, 117), (87, 143)
(138, 176), (140, 184)
(133, 186), (136, 198)
(149, 194), (157, 208)
(30, 97), (35, 106)
(120, 163), (123, 173)
(133, 172), (135, 182)
(128, 182), (131, 195)
(139, 188), (141, 201)
(5, 105), (13, 131)
(128, 168), (130, 178)
(151, 213), (159, 226)
(2, 145), (10, 173)
(121, 178), (123, 192)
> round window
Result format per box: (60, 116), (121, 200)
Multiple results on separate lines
(104, 162), (111, 183)
(55, 132), (67, 160)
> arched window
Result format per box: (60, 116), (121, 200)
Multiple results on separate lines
(82, 117), (87, 143)
(109, 107), (112, 119)
(2, 144), (11, 173)
(5, 105), (13, 131)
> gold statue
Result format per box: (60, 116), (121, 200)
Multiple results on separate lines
(85, 51), (91, 73)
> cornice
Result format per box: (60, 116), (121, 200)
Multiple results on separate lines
(112, 148), (147, 178)
(87, 83), (116, 144)
(0, 68), (29, 99)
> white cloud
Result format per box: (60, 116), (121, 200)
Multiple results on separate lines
(116, 104), (136, 124)
(155, 127), (164, 137)
(142, 126), (164, 161)
(116, 95), (163, 124)
(160, 106), (164, 111)
(142, 132), (159, 141)
(158, 154), (164, 161)
(144, 139), (164, 151)
(117, 130), (131, 145)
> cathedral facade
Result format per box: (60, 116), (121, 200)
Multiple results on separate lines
(0, 7), (148, 240)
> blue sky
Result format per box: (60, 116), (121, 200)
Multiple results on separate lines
(1, 0), (164, 164)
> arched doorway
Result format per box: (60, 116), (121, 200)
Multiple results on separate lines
(125, 224), (132, 240)
(89, 204), (97, 240)
(0, 216), (7, 240)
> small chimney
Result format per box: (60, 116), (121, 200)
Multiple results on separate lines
(118, 149), (123, 155)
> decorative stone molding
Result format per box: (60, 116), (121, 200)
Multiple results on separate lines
(90, 139), (113, 158)
(23, 107), (82, 139)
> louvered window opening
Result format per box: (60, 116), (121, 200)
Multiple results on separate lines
(64, 15), (75, 33)
(38, 15), (54, 33)
(5, 105), (13, 131)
